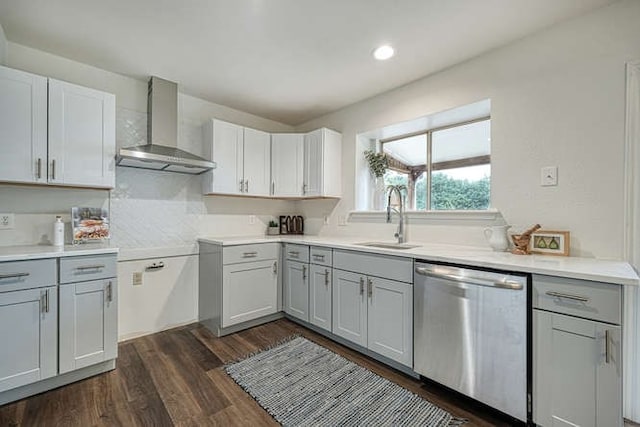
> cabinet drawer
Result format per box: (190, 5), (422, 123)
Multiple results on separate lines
(0, 259), (57, 293)
(223, 243), (279, 265)
(284, 244), (309, 263)
(533, 274), (622, 324)
(60, 254), (117, 284)
(310, 246), (332, 266)
(333, 250), (412, 283)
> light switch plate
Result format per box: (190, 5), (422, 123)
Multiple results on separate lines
(541, 166), (558, 186)
(0, 213), (14, 230)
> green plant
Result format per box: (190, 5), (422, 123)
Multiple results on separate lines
(364, 150), (389, 178)
(268, 220), (278, 227)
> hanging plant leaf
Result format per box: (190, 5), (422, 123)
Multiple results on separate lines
(364, 150), (389, 178)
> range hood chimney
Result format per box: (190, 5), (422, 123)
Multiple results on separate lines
(116, 77), (216, 174)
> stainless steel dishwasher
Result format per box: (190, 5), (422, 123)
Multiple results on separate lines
(414, 262), (529, 423)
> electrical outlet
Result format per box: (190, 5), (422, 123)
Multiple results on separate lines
(0, 213), (14, 230)
(324, 215), (330, 225)
(132, 272), (143, 286)
(338, 215), (347, 226)
(249, 215), (256, 225)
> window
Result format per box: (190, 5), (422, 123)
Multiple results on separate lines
(381, 118), (490, 210)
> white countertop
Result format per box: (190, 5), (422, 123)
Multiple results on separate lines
(0, 244), (118, 262)
(198, 235), (640, 286)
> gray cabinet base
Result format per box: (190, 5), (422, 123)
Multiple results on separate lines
(0, 359), (116, 406)
(284, 314), (419, 379)
(202, 312), (285, 337)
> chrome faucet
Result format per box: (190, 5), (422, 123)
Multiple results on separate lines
(386, 185), (406, 244)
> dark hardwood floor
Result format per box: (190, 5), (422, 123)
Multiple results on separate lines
(0, 319), (556, 426)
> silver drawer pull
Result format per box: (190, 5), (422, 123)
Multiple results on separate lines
(288, 251), (299, 258)
(0, 272), (30, 280)
(242, 252), (258, 258)
(545, 291), (590, 303)
(107, 281), (113, 302)
(605, 330), (611, 364)
(146, 262), (165, 270)
(359, 277), (365, 296)
(313, 254), (325, 260)
(76, 265), (105, 271)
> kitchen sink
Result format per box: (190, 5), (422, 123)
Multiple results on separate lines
(356, 242), (421, 250)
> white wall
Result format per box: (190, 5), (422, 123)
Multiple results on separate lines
(296, 0), (640, 259)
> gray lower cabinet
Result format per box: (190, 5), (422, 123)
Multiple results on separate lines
(0, 286), (57, 393)
(222, 260), (278, 327)
(284, 259), (309, 321)
(59, 279), (117, 374)
(332, 268), (413, 366)
(308, 264), (332, 331)
(533, 274), (623, 427)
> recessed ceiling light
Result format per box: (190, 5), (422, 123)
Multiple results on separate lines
(373, 45), (395, 61)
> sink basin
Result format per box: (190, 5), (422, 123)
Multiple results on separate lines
(356, 242), (421, 250)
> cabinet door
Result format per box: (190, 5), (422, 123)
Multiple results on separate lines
(303, 129), (323, 197)
(0, 66), (48, 184)
(332, 269), (367, 347)
(222, 260), (278, 327)
(284, 260), (309, 322)
(534, 310), (622, 427)
(271, 133), (304, 197)
(309, 264), (332, 332)
(48, 79), (116, 188)
(243, 128), (271, 196)
(210, 120), (244, 194)
(59, 279), (117, 374)
(367, 277), (413, 366)
(0, 286), (57, 393)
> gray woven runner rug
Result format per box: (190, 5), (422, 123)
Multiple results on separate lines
(225, 336), (466, 426)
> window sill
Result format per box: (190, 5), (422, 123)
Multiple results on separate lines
(348, 208), (502, 226)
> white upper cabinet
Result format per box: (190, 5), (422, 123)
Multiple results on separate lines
(271, 133), (304, 197)
(303, 128), (342, 198)
(203, 119), (244, 194)
(0, 66), (48, 184)
(203, 119), (271, 196)
(48, 79), (116, 188)
(0, 66), (116, 189)
(243, 127), (271, 196)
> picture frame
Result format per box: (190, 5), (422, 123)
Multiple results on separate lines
(71, 207), (110, 244)
(529, 230), (570, 256)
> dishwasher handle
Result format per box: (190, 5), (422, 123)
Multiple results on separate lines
(415, 266), (524, 290)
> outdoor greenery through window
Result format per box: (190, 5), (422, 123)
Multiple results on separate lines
(381, 118), (490, 210)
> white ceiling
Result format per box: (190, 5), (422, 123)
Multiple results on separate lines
(0, 0), (617, 125)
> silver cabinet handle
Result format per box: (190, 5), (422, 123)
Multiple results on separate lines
(245, 180), (249, 193)
(415, 267), (523, 290)
(271, 181), (275, 195)
(325, 269), (329, 287)
(302, 265), (307, 280)
(273, 261), (277, 275)
(313, 254), (325, 261)
(242, 252), (258, 258)
(359, 277), (364, 296)
(302, 183), (307, 195)
(146, 262), (165, 270)
(0, 272), (30, 280)
(288, 251), (299, 258)
(239, 179), (244, 192)
(36, 158), (42, 179)
(367, 278), (373, 299)
(76, 264), (105, 271)
(107, 281), (113, 303)
(51, 159), (56, 180)
(545, 291), (590, 303)
(41, 289), (50, 313)
(605, 330), (611, 364)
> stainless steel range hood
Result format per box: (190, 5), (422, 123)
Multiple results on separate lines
(116, 77), (216, 174)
